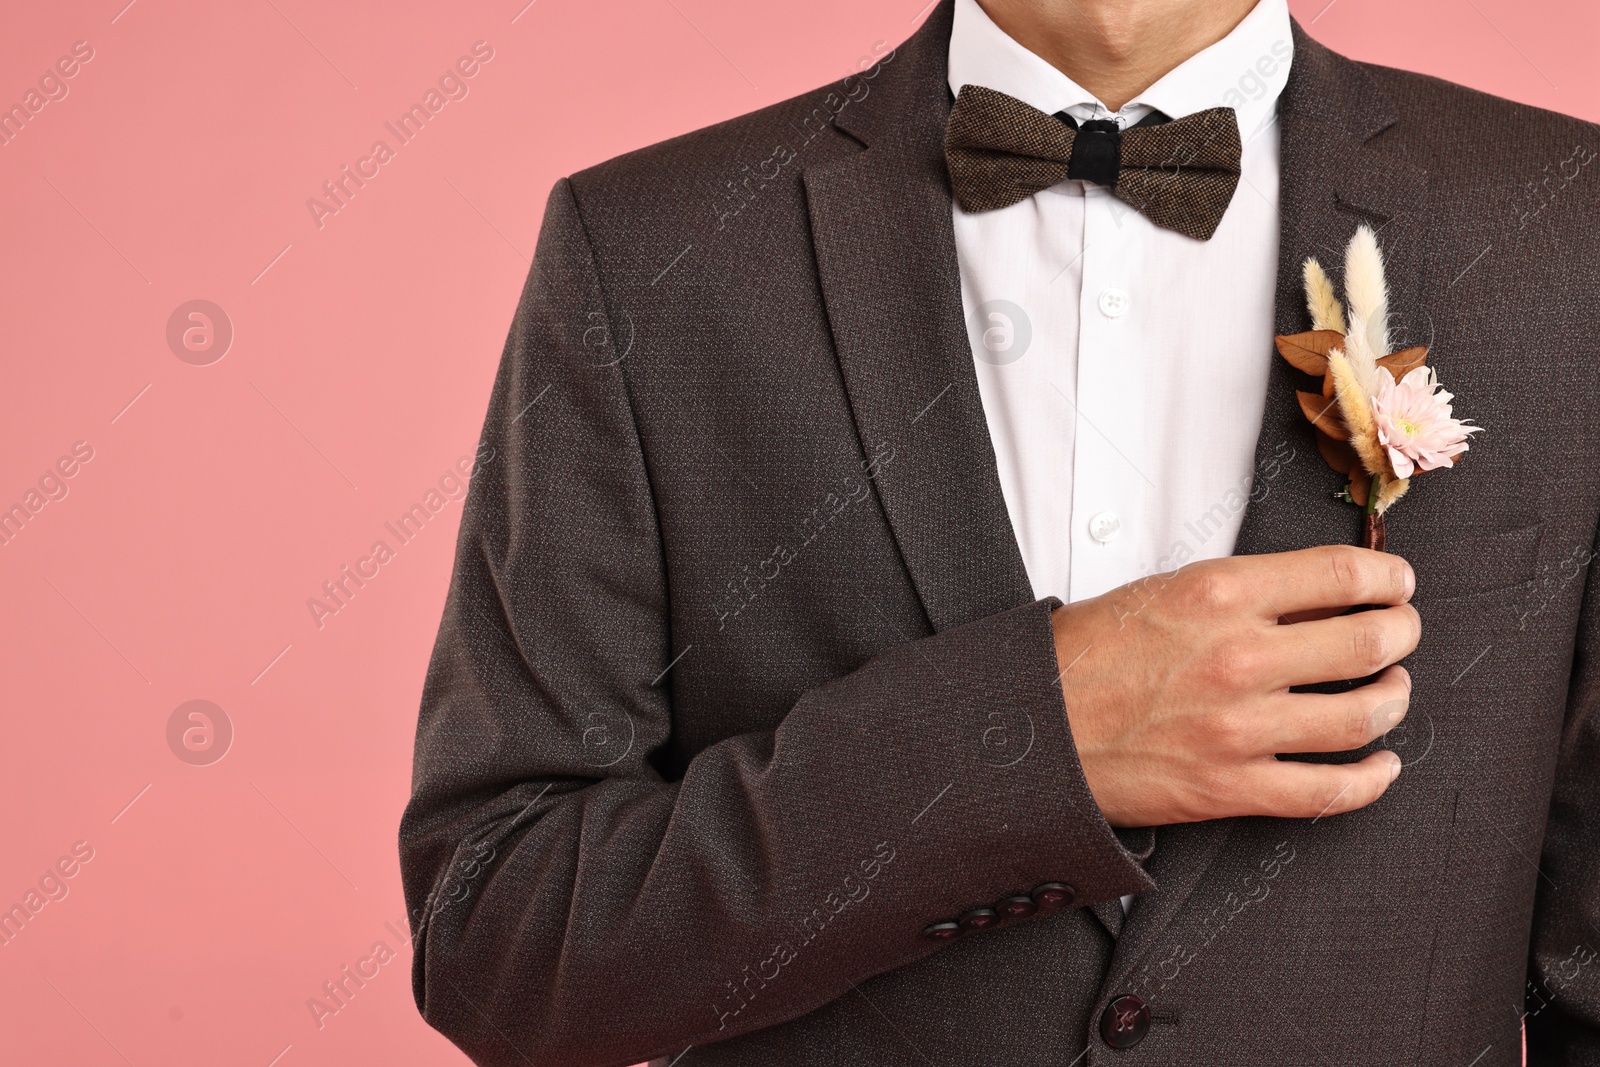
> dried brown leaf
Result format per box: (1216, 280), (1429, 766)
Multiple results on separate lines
(1377, 345), (1428, 381)
(1314, 432), (1361, 479)
(1297, 390), (1350, 440)
(1275, 330), (1346, 376)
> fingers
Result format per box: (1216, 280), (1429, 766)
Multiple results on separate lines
(1244, 749), (1403, 819)
(1217, 545), (1415, 618)
(1263, 602), (1422, 688)
(1258, 664), (1411, 753)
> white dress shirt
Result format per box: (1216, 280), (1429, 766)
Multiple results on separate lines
(947, 0), (1294, 913)
(949, 0), (1293, 606)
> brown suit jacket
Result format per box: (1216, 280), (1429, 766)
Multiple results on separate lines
(399, 5), (1600, 1064)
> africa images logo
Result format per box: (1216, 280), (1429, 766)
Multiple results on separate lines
(306, 42), (495, 230)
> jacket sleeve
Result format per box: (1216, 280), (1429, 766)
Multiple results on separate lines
(1527, 519), (1600, 1065)
(398, 177), (1156, 1067)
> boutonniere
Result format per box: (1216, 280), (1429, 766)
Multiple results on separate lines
(1274, 225), (1480, 551)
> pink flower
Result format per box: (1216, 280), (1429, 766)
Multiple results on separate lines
(1372, 366), (1480, 479)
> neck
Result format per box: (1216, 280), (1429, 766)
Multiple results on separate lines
(974, 0), (1261, 111)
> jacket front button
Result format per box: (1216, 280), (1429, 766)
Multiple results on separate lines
(1099, 994), (1150, 1049)
(922, 920), (962, 941)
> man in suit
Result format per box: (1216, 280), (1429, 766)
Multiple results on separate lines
(399, 0), (1600, 1063)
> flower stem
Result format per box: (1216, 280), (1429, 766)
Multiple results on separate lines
(1361, 473), (1386, 551)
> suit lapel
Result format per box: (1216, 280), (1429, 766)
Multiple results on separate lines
(1089, 897), (1126, 938)
(803, 2), (1035, 633)
(806, 3), (1119, 937)
(1103, 21), (1431, 982)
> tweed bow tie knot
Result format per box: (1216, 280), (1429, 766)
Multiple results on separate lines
(944, 84), (1244, 241)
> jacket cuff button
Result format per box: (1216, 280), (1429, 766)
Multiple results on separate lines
(1030, 881), (1076, 909)
(922, 920), (962, 941)
(995, 894), (1038, 918)
(958, 907), (999, 931)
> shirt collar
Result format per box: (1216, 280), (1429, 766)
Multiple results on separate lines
(947, 0), (1293, 142)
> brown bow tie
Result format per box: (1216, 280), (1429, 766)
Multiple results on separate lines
(944, 84), (1243, 241)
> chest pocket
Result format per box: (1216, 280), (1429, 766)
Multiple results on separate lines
(1407, 519), (1544, 607)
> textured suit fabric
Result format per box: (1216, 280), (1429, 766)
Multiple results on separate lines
(944, 83), (1243, 239)
(399, 4), (1600, 1065)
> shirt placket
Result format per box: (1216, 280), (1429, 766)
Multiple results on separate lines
(1069, 184), (1143, 603)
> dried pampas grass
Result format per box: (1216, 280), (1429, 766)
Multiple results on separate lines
(1375, 476), (1409, 513)
(1296, 225), (1412, 516)
(1343, 224), (1390, 360)
(1302, 258), (1346, 334)
(1328, 351), (1387, 481)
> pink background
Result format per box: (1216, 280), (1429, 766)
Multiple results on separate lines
(1, 1), (1594, 1064)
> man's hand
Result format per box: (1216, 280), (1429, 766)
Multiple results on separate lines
(1053, 546), (1419, 827)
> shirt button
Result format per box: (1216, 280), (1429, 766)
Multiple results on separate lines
(1088, 511), (1121, 543)
(1097, 287), (1130, 318)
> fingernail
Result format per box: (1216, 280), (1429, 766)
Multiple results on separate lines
(1370, 701), (1405, 736)
(1403, 564), (1416, 599)
(1387, 752), (1403, 781)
